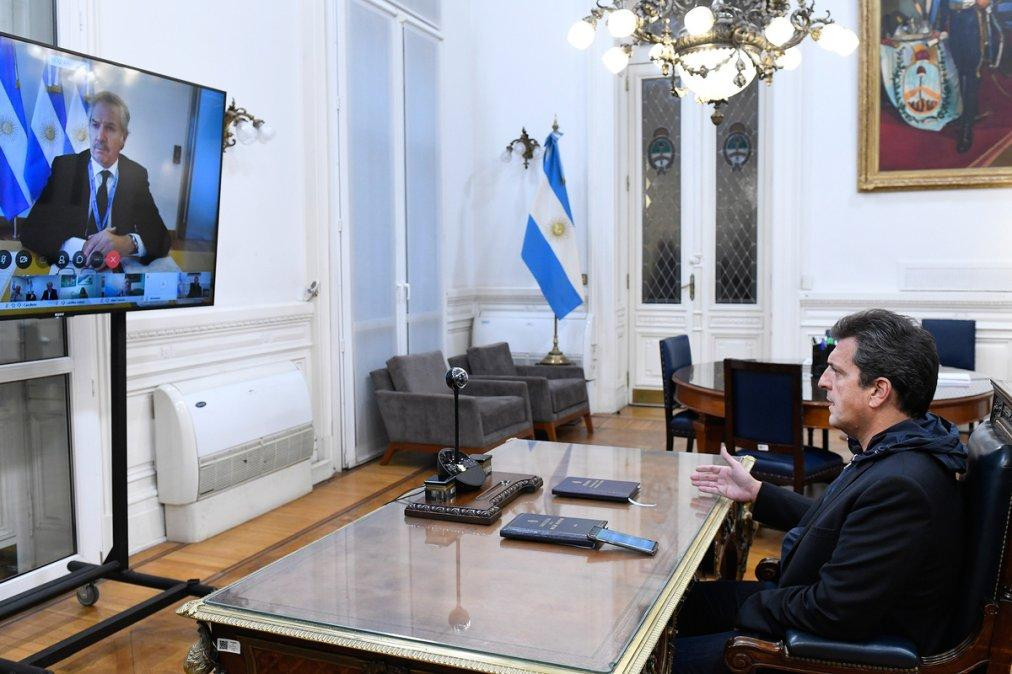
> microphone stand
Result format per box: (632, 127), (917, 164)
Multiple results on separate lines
(454, 385), (460, 465)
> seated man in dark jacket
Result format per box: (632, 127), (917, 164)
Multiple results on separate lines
(678, 309), (966, 673)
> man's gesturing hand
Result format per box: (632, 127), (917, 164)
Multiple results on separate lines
(689, 447), (762, 503)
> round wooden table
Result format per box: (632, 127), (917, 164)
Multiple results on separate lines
(673, 362), (993, 454)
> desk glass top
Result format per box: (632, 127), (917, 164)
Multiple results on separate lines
(205, 440), (729, 672)
(674, 362), (993, 403)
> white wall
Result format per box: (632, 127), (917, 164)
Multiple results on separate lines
(788, 1), (1012, 380)
(57, 0), (334, 553)
(797, 1), (1012, 296)
(442, 0), (1012, 404)
(440, 0), (625, 410)
(85, 0), (310, 309)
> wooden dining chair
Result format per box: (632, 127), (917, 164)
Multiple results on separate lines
(660, 335), (697, 452)
(723, 359), (844, 494)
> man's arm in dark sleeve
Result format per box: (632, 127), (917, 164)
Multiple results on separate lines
(751, 482), (814, 532)
(737, 475), (930, 641)
(19, 165), (78, 261)
(130, 167), (170, 263)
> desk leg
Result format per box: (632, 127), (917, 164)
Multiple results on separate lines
(693, 414), (724, 455)
(184, 623), (221, 674)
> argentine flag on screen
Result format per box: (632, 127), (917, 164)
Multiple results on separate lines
(31, 61), (73, 164)
(65, 67), (92, 153)
(521, 132), (583, 319)
(0, 37), (49, 218)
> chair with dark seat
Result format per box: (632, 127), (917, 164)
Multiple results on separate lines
(446, 342), (591, 441)
(723, 359), (844, 494)
(725, 406), (1012, 673)
(659, 335), (697, 452)
(922, 318), (976, 371)
(370, 350), (535, 465)
(923, 318), (980, 432)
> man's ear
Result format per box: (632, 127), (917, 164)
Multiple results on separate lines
(867, 377), (894, 409)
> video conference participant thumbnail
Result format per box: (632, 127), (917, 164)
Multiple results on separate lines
(57, 271), (102, 300)
(19, 91), (170, 268)
(103, 273), (144, 298)
(179, 271), (212, 301)
(5, 275), (60, 303)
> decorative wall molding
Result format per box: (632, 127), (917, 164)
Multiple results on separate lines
(899, 262), (1012, 292)
(800, 292), (1012, 381)
(444, 286), (608, 408)
(800, 292), (1012, 314)
(113, 303), (321, 553)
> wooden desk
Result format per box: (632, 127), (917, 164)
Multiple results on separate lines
(179, 440), (754, 673)
(674, 362), (993, 454)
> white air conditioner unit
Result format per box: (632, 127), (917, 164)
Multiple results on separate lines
(153, 362), (314, 543)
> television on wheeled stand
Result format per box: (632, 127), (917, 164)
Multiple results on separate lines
(0, 30), (226, 672)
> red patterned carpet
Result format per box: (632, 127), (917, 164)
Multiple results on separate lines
(879, 70), (1012, 171)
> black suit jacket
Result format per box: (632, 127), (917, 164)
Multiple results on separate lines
(20, 150), (170, 265)
(41, 288), (58, 300)
(738, 437), (964, 655)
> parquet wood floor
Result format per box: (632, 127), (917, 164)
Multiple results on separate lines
(0, 407), (821, 672)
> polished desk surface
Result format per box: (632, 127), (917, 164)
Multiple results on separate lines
(674, 362), (993, 404)
(182, 440), (742, 673)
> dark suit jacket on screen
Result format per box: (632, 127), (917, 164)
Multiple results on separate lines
(737, 414), (966, 656)
(20, 150), (170, 265)
(41, 288), (57, 300)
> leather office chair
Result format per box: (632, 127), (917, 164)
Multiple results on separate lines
(725, 417), (1012, 673)
(723, 359), (844, 494)
(370, 350), (535, 465)
(922, 319), (976, 371)
(448, 342), (592, 441)
(659, 335), (697, 452)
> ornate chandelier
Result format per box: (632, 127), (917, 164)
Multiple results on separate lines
(568, 0), (858, 124)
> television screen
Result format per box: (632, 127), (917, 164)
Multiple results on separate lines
(0, 32), (225, 319)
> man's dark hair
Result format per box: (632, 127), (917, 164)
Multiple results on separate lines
(830, 309), (938, 417)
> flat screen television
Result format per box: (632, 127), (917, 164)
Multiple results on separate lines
(0, 31), (225, 319)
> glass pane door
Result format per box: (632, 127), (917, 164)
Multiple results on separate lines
(0, 319), (73, 583)
(348, 0), (399, 464)
(404, 26), (441, 354)
(640, 77), (682, 306)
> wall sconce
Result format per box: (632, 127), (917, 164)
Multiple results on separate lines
(222, 99), (275, 152)
(503, 127), (541, 169)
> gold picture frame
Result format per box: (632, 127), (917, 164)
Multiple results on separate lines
(859, 0), (1012, 191)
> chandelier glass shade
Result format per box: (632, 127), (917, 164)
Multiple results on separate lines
(568, 0), (858, 123)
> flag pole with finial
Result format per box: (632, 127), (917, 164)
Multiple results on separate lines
(540, 115), (573, 367)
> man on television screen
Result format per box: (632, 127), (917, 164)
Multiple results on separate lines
(187, 273), (202, 298)
(41, 281), (58, 301)
(20, 91), (170, 267)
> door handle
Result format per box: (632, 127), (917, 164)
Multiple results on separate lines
(681, 273), (695, 301)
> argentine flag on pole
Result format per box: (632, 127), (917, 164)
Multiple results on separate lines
(0, 36), (49, 218)
(521, 132), (583, 319)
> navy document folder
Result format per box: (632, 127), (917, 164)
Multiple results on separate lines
(500, 513), (606, 549)
(551, 476), (640, 502)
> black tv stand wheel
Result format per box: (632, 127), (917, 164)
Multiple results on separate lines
(76, 582), (99, 607)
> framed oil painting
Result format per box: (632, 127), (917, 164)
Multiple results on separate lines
(859, 0), (1012, 190)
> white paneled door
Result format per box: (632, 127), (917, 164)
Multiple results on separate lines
(625, 64), (769, 403)
(339, 0), (442, 467)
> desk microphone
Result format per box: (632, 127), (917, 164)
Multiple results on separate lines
(437, 367), (485, 489)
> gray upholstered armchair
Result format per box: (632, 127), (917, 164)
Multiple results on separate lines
(448, 342), (592, 441)
(370, 351), (535, 465)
